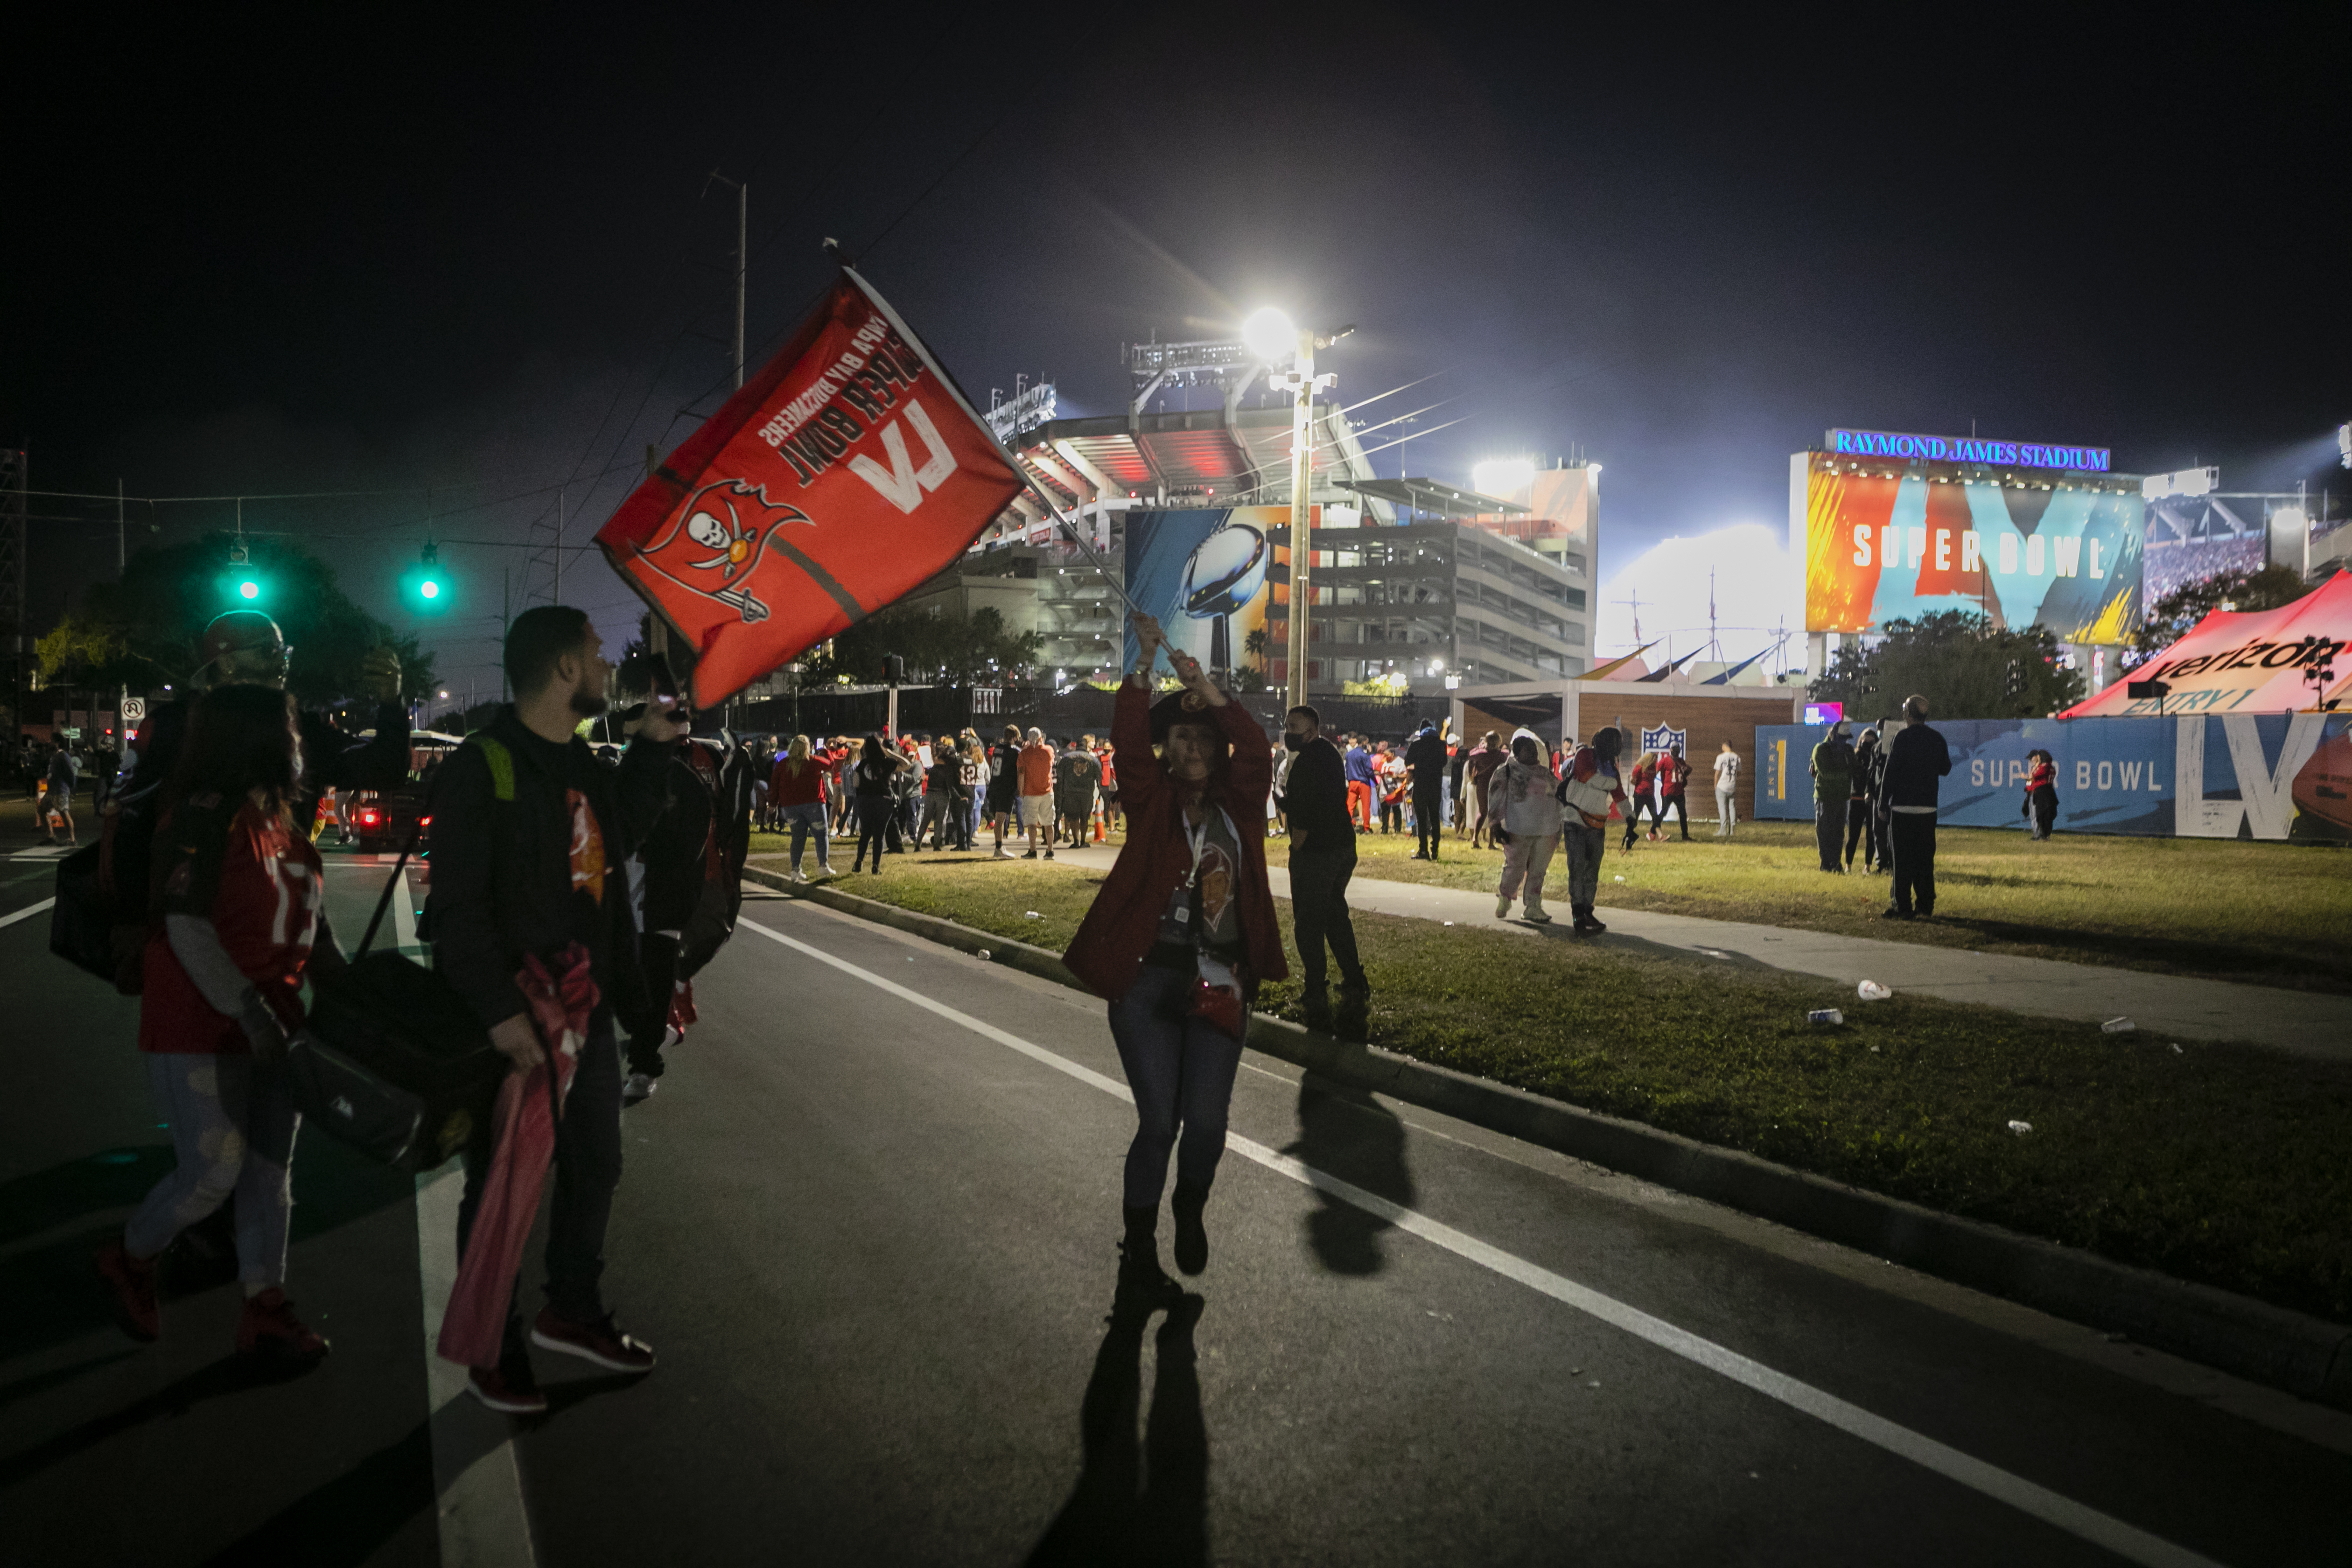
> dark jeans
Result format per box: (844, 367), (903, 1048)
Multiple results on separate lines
(1622, 796), (1656, 848)
(1413, 789), (1442, 857)
(1813, 799), (1844, 870)
(2030, 789), (2058, 840)
(625, 934), (679, 1078)
(1888, 811), (1937, 914)
(458, 1011), (623, 1342)
(1561, 823), (1606, 909)
(1661, 794), (1689, 838)
(854, 794), (894, 868)
(1288, 845), (1365, 994)
(1844, 796), (1874, 868)
(1107, 965), (1245, 1209)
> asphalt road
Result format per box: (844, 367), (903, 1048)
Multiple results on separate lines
(4, 837), (2350, 1566)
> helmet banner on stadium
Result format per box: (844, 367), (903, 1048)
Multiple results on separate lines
(595, 269), (1024, 707)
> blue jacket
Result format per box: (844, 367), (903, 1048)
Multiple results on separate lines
(1344, 745), (1376, 785)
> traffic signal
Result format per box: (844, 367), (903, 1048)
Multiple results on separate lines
(221, 542), (264, 604)
(402, 541), (451, 612)
(882, 654), (905, 684)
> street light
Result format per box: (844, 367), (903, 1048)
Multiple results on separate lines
(1241, 307), (1296, 364)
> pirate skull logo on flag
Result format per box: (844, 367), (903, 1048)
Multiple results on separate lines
(633, 479), (813, 623)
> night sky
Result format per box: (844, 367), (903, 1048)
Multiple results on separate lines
(10, 6), (2346, 695)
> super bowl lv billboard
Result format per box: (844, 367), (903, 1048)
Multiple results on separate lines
(1751, 712), (2345, 841)
(1793, 449), (2143, 643)
(1122, 508), (1288, 673)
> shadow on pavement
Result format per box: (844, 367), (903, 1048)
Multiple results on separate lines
(0, 1136), (415, 1363)
(0, 1353), (320, 1491)
(0, 1348), (143, 1415)
(195, 1417), (434, 1568)
(1284, 1070), (1415, 1276)
(1027, 1292), (1209, 1568)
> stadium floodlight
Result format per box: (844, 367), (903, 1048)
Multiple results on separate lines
(1472, 458), (1535, 498)
(1242, 307), (1297, 364)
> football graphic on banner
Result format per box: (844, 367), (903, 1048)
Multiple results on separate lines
(596, 269), (1024, 708)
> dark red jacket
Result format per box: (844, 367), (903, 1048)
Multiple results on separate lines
(1063, 683), (1288, 1001)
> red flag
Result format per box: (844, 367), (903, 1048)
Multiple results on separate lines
(595, 269), (1025, 707)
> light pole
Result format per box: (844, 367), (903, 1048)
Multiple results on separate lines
(1245, 309), (1352, 712)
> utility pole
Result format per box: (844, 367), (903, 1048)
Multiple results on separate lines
(706, 171), (747, 390)
(117, 479), (125, 572)
(1284, 327), (1317, 711)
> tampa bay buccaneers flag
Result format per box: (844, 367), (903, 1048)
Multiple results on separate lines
(595, 268), (1025, 707)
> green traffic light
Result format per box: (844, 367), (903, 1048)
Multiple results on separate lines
(238, 580), (260, 600)
(420, 579), (440, 600)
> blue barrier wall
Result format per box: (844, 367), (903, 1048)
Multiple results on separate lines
(1751, 713), (2338, 841)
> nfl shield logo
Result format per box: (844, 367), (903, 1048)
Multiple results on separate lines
(1639, 723), (1687, 756)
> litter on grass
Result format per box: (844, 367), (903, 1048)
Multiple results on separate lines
(1807, 1008), (1844, 1026)
(1857, 980), (1892, 1001)
(1613, 875), (1626, 882)
(2008, 1120), (2033, 1135)
(976, 950), (992, 961)
(2170, 1043), (2184, 1055)
(1025, 911), (1043, 919)
(2101, 1016), (2135, 1033)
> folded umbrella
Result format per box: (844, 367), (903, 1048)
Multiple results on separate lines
(436, 943), (600, 1370)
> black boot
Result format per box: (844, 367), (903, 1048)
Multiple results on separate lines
(1170, 1181), (1210, 1276)
(1335, 981), (1370, 1043)
(1118, 1206), (1181, 1305)
(1301, 986), (1334, 1035)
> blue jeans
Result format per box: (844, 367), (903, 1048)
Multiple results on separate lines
(127, 1053), (298, 1284)
(1107, 964), (1245, 1209)
(785, 801), (830, 871)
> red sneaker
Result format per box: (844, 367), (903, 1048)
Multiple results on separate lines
(236, 1287), (330, 1365)
(530, 1306), (656, 1373)
(466, 1363), (548, 1415)
(95, 1237), (159, 1342)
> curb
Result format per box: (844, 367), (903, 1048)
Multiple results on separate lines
(740, 865), (2352, 1412)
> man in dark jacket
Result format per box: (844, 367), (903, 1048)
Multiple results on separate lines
(1807, 722), (1853, 872)
(622, 728), (748, 1104)
(1277, 704), (1368, 1038)
(427, 605), (684, 1414)
(1879, 694), (1951, 919)
(1403, 721), (1448, 861)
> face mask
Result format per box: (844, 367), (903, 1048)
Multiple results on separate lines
(1283, 732), (1307, 751)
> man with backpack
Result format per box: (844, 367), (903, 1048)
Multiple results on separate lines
(622, 723), (751, 1105)
(427, 606), (686, 1414)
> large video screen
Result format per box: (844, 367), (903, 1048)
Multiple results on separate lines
(1122, 506), (1291, 673)
(1797, 455), (2143, 641)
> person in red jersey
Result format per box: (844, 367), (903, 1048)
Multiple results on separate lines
(95, 684), (341, 1365)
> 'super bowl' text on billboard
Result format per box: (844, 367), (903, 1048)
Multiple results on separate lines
(1793, 448), (2143, 642)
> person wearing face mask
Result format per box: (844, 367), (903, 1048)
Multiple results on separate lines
(1491, 728), (1562, 922)
(425, 606), (687, 1414)
(1556, 726), (1627, 933)
(1274, 702), (1369, 1038)
(1064, 614), (1287, 1304)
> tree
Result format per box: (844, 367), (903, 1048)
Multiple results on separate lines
(2129, 565), (2309, 664)
(809, 602), (1041, 687)
(1243, 626), (1269, 673)
(54, 532), (433, 702)
(1809, 610), (2084, 721)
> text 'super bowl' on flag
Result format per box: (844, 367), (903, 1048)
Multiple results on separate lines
(596, 269), (1024, 707)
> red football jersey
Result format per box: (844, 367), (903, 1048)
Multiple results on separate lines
(139, 794), (326, 1053)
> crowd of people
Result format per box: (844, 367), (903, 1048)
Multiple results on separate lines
(73, 598), (1962, 1414)
(1806, 698), (1954, 918)
(14, 733), (120, 846)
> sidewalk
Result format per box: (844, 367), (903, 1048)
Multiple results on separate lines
(1040, 842), (2352, 1063)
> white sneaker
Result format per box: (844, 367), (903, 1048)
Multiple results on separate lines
(1524, 905), (1554, 924)
(623, 1072), (657, 1106)
(1495, 896), (1510, 918)
(994, 848), (1014, 860)
(791, 870), (809, 883)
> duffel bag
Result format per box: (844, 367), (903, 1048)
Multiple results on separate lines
(50, 841), (118, 984)
(293, 805), (502, 1171)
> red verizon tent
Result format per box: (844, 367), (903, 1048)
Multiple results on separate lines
(2059, 570), (2351, 718)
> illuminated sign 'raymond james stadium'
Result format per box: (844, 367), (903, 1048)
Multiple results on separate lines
(1825, 428), (2112, 473)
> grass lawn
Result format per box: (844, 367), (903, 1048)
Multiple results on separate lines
(1263, 821), (2352, 994)
(748, 840), (2352, 1322)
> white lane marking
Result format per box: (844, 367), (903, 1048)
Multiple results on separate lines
(0, 896), (57, 930)
(390, 862), (420, 955)
(10, 844), (74, 861)
(417, 1167), (537, 1567)
(384, 861), (534, 1568)
(739, 915), (2226, 1568)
